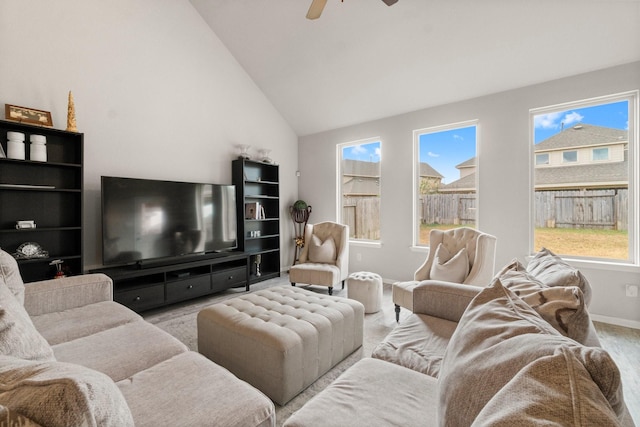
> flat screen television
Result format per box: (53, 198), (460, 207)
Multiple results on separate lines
(101, 176), (237, 266)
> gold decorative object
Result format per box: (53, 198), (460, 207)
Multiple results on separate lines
(66, 91), (77, 132)
(289, 200), (312, 265)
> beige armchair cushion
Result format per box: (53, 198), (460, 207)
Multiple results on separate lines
(0, 355), (134, 427)
(308, 234), (336, 264)
(438, 279), (627, 426)
(429, 244), (469, 283)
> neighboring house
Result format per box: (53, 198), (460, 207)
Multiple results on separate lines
(341, 159), (380, 197)
(439, 124), (629, 192)
(418, 162), (444, 194)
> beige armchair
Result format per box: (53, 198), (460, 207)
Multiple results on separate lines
(289, 221), (349, 295)
(392, 227), (497, 321)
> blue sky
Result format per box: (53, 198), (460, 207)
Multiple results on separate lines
(342, 141), (381, 162)
(343, 100), (628, 185)
(533, 100), (628, 144)
(419, 126), (476, 184)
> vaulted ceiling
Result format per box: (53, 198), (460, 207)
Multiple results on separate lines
(191, 0), (640, 137)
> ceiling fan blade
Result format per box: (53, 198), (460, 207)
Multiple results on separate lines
(382, 0), (398, 5)
(306, 0), (327, 20)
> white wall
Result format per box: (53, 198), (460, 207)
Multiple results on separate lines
(0, 0), (298, 270)
(299, 62), (640, 326)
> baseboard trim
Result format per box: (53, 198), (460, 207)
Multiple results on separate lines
(590, 314), (640, 330)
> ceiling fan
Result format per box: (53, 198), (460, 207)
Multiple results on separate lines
(306, 0), (399, 20)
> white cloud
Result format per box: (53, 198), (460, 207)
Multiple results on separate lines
(350, 145), (367, 155)
(428, 151), (439, 157)
(534, 112), (562, 129)
(374, 147), (381, 159)
(453, 134), (463, 141)
(563, 111), (583, 126)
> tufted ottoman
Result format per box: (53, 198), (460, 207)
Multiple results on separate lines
(197, 285), (364, 405)
(347, 271), (383, 313)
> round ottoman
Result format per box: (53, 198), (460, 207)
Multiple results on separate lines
(347, 271), (383, 313)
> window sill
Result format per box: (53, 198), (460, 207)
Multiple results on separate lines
(349, 240), (382, 248)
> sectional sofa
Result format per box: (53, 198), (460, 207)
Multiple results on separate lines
(0, 249), (275, 426)
(284, 249), (635, 426)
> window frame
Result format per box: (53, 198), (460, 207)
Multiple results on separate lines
(562, 150), (578, 163)
(536, 153), (550, 166)
(529, 91), (639, 266)
(336, 137), (382, 246)
(592, 147), (609, 161)
(412, 119), (479, 248)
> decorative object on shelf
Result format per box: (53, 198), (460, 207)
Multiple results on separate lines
(66, 91), (78, 132)
(254, 254), (262, 277)
(29, 134), (47, 162)
(289, 200), (312, 265)
(13, 242), (48, 259)
(245, 202), (261, 220)
(5, 104), (53, 127)
(237, 144), (251, 159)
(50, 259), (66, 279)
(15, 220), (36, 229)
(6, 131), (26, 160)
(258, 149), (273, 164)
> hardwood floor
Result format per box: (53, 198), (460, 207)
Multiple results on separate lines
(594, 321), (640, 425)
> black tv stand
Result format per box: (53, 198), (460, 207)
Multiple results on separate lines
(92, 251), (250, 312)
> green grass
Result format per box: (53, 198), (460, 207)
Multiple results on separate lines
(419, 224), (628, 260)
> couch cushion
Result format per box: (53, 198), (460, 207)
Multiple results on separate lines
(527, 247), (592, 306)
(308, 234), (336, 263)
(283, 358), (438, 427)
(117, 351), (275, 427)
(371, 313), (456, 377)
(437, 280), (626, 426)
(31, 301), (141, 346)
(0, 355), (133, 427)
(498, 266), (599, 346)
(471, 349), (629, 427)
(52, 320), (187, 382)
(0, 249), (25, 305)
(0, 283), (54, 362)
(429, 244), (469, 283)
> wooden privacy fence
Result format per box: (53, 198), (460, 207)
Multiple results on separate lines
(420, 194), (476, 226)
(534, 189), (628, 230)
(343, 197), (380, 240)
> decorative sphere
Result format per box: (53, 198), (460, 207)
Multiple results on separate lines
(293, 200), (308, 210)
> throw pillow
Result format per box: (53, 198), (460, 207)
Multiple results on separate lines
(0, 356), (134, 427)
(437, 280), (626, 426)
(471, 349), (624, 426)
(499, 268), (598, 345)
(0, 283), (54, 362)
(0, 249), (25, 305)
(308, 234), (336, 263)
(429, 244), (469, 283)
(527, 247), (592, 306)
(0, 404), (42, 426)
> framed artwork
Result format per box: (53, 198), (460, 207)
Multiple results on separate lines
(5, 104), (53, 127)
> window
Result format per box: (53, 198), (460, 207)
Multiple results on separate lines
(536, 153), (549, 165)
(338, 138), (381, 242)
(531, 92), (638, 262)
(592, 147), (609, 161)
(413, 121), (478, 247)
(562, 150), (577, 163)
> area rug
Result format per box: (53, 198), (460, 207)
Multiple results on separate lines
(144, 276), (399, 426)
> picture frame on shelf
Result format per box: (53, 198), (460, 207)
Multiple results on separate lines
(5, 104), (53, 127)
(245, 202), (261, 220)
